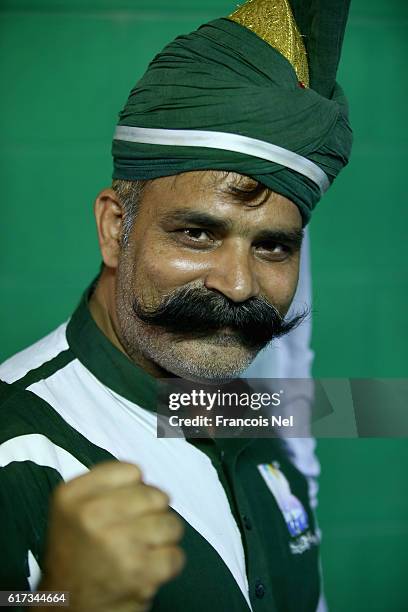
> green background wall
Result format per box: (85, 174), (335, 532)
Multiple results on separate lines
(1, 1), (407, 610)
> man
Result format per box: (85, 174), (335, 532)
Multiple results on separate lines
(0, 1), (352, 610)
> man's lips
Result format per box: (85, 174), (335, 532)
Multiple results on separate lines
(173, 325), (243, 342)
(217, 326), (238, 335)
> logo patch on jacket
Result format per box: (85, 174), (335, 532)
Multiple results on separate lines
(257, 462), (310, 537)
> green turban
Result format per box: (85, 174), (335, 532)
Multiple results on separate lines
(112, 0), (353, 225)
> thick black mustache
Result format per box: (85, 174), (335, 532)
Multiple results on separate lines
(132, 286), (309, 349)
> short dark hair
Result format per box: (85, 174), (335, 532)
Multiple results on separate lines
(111, 178), (151, 246)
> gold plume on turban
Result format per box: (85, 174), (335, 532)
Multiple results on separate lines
(228, 0), (309, 87)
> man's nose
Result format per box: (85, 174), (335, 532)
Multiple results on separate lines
(203, 241), (260, 302)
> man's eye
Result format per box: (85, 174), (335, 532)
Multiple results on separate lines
(181, 228), (211, 242)
(256, 242), (291, 256)
(258, 242), (284, 252)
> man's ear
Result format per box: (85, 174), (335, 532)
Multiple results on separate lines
(94, 188), (124, 268)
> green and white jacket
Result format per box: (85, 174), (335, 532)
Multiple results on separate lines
(0, 281), (321, 611)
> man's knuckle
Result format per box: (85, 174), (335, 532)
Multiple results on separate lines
(147, 486), (169, 508)
(141, 581), (158, 600)
(119, 546), (151, 593)
(132, 579), (157, 602)
(169, 546), (186, 573)
(169, 514), (184, 539)
(121, 462), (142, 479)
(162, 546), (185, 576)
(157, 513), (183, 540)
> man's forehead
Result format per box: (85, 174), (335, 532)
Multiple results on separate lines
(147, 170), (284, 208)
(170, 170), (264, 193)
(145, 170), (302, 228)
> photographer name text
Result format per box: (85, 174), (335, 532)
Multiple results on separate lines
(168, 415), (294, 428)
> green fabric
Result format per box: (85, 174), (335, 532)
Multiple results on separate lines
(112, 15), (352, 224)
(12, 349), (73, 390)
(0, 380), (116, 467)
(0, 462), (62, 591)
(190, 437), (244, 527)
(290, 0), (352, 98)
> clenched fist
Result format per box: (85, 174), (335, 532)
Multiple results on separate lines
(39, 461), (185, 612)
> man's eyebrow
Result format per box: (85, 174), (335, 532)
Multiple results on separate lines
(161, 209), (303, 246)
(161, 209), (233, 232)
(254, 228), (304, 247)
(221, 182), (270, 203)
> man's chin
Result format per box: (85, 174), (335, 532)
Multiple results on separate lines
(172, 328), (267, 350)
(174, 332), (242, 348)
(159, 333), (261, 382)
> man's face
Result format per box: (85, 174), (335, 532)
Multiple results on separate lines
(114, 171), (303, 382)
